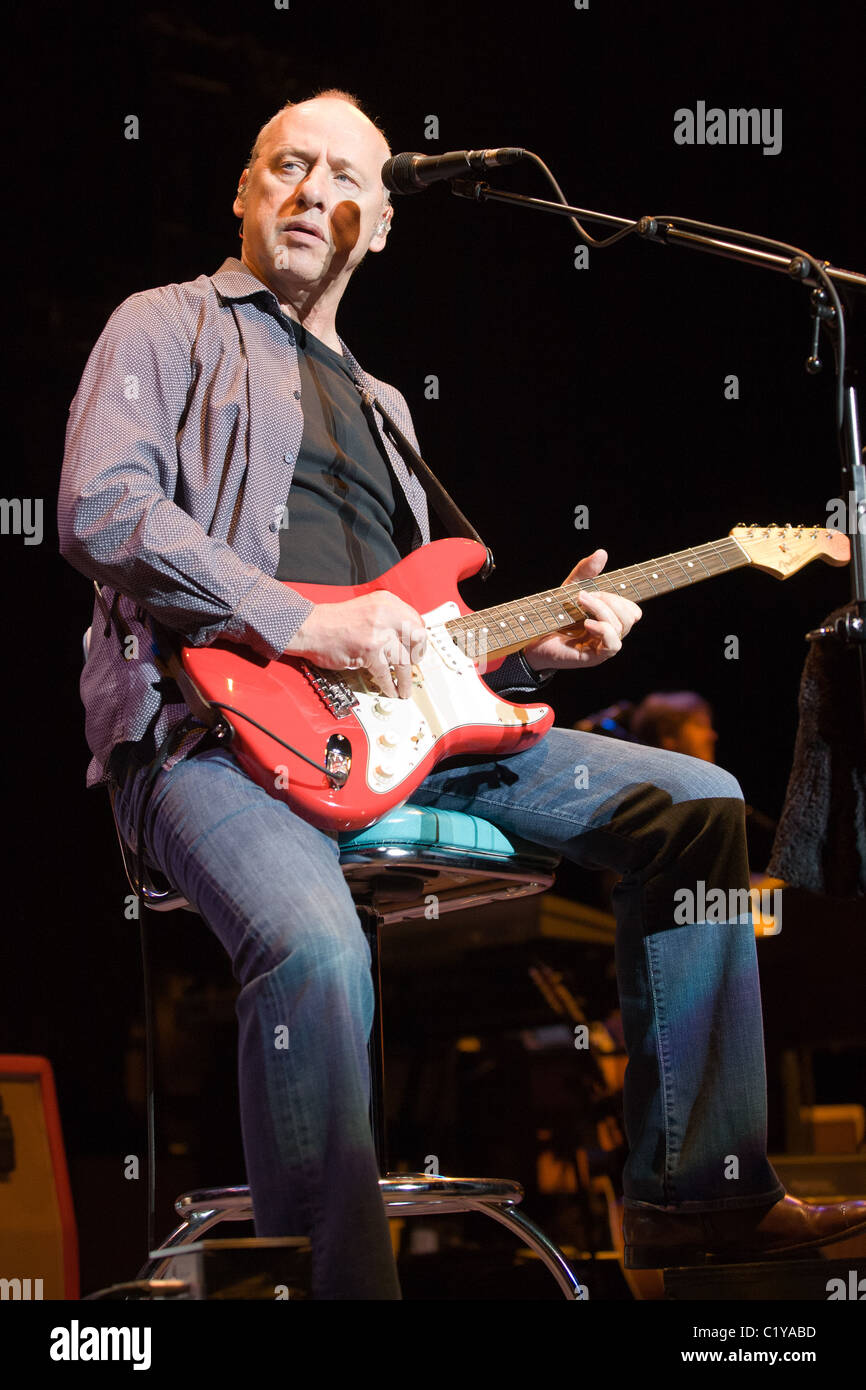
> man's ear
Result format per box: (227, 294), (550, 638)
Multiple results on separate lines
(371, 204), (393, 248)
(232, 169), (249, 222)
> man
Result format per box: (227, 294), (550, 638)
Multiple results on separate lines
(59, 90), (866, 1298)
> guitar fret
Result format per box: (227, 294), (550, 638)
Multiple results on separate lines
(446, 538), (748, 653)
(686, 549), (710, 580)
(667, 552), (696, 583)
(635, 559), (677, 594)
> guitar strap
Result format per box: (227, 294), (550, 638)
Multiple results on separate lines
(357, 387), (495, 580)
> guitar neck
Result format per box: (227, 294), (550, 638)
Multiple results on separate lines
(446, 535), (750, 659)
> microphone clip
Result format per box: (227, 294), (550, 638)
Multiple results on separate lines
(450, 178), (488, 201)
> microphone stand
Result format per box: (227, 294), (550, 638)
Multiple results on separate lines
(451, 176), (866, 721)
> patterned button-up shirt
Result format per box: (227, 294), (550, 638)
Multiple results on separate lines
(59, 256), (549, 788)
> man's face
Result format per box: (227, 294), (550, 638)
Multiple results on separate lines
(233, 98), (392, 298)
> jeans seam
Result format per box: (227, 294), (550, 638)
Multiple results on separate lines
(644, 930), (678, 1206)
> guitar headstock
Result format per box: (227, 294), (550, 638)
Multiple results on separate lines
(730, 523), (851, 577)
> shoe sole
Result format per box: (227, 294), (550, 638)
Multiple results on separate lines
(624, 1215), (866, 1269)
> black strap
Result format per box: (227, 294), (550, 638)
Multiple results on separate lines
(357, 387), (495, 580)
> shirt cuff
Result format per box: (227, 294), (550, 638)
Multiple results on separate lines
(485, 649), (556, 695)
(192, 572), (316, 660)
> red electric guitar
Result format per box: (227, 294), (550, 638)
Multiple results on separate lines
(180, 525), (849, 832)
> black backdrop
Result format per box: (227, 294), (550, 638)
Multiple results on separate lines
(4, 0), (864, 1284)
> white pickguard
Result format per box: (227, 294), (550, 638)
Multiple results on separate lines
(338, 601), (548, 796)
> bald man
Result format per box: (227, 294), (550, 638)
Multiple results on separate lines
(60, 90), (866, 1299)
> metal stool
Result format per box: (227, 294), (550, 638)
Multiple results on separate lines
(119, 801), (583, 1297)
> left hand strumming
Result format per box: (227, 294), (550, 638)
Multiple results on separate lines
(523, 549), (642, 672)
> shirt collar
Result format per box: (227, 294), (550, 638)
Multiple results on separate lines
(210, 256), (281, 306)
(209, 255), (373, 396)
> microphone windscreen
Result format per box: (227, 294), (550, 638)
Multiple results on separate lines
(381, 152), (422, 195)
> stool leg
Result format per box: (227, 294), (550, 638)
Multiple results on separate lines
(137, 1208), (232, 1282)
(464, 1201), (587, 1300)
(357, 906), (388, 1175)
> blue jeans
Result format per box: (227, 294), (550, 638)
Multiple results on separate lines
(109, 726), (784, 1298)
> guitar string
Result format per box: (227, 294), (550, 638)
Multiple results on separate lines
(446, 538), (747, 648)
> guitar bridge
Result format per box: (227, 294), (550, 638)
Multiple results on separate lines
(302, 663), (359, 719)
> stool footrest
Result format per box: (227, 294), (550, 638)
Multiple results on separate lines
(140, 1179), (585, 1300)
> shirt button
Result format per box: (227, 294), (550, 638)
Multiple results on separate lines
(283, 451), (294, 463)
(268, 521), (279, 532)
(293, 389), (301, 399)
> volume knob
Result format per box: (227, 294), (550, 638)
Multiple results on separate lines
(372, 696), (395, 718)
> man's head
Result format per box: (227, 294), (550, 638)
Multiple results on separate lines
(631, 691), (719, 763)
(233, 90), (394, 318)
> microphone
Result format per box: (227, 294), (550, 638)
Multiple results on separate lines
(382, 147), (525, 196)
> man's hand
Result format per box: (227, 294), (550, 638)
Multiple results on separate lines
(523, 548), (642, 673)
(284, 592), (427, 699)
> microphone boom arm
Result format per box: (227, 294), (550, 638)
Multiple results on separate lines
(449, 170), (866, 721)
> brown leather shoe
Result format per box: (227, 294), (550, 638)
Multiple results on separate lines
(623, 1193), (866, 1268)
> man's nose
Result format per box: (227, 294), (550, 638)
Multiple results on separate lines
(294, 163), (329, 208)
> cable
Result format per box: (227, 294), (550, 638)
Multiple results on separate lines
(524, 151), (639, 249)
(641, 212), (847, 429)
(207, 701), (343, 781)
(521, 151), (847, 428)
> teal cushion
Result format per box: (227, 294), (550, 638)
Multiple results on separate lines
(339, 804), (526, 857)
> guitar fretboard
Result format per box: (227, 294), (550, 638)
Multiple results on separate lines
(445, 536), (747, 658)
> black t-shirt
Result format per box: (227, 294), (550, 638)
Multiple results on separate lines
(276, 320), (416, 585)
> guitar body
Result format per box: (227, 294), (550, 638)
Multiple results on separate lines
(182, 538), (555, 831)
